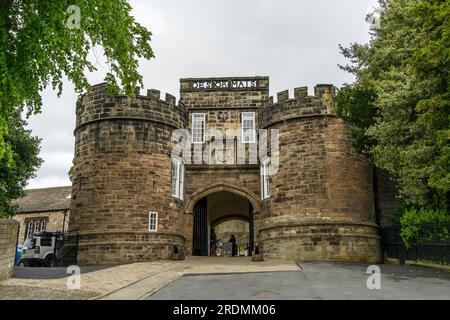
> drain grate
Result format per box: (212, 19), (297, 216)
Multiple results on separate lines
(252, 290), (280, 297)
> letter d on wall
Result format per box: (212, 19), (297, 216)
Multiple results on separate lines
(366, 265), (381, 290)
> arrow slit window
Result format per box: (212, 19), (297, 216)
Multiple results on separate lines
(261, 158), (271, 199)
(171, 158), (184, 200)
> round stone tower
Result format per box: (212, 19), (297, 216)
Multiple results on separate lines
(258, 85), (382, 263)
(70, 83), (187, 265)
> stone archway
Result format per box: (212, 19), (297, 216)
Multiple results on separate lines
(185, 182), (261, 215)
(185, 183), (261, 257)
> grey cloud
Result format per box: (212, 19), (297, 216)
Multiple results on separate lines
(26, 0), (378, 188)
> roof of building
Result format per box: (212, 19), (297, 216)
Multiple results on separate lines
(13, 186), (72, 213)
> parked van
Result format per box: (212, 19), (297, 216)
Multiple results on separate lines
(19, 232), (60, 267)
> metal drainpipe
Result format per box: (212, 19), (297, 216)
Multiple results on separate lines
(62, 209), (68, 234)
(372, 161), (384, 261)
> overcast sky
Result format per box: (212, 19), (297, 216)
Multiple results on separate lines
(26, 0), (378, 189)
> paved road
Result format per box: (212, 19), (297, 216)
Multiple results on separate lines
(12, 265), (115, 280)
(149, 262), (450, 300)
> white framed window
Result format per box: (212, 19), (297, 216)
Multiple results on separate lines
(34, 221), (40, 233)
(171, 158), (184, 200)
(149, 212), (158, 232)
(40, 220), (46, 231)
(179, 162), (184, 201)
(27, 221), (33, 239)
(25, 218), (47, 240)
(192, 113), (206, 144)
(261, 158), (271, 199)
(241, 112), (256, 143)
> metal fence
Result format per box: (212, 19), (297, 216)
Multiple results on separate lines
(381, 224), (450, 265)
(53, 232), (79, 266)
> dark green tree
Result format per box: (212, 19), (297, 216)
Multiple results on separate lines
(0, 114), (42, 217)
(338, 0), (449, 209)
(335, 84), (378, 157)
(0, 0), (154, 163)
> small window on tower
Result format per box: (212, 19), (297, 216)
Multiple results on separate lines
(149, 212), (158, 232)
(241, 112), (256, 143)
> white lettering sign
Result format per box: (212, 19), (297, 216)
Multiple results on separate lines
(191, 79), (258, 90)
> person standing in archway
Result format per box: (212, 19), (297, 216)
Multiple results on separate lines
(210, 230), (217, 256)
(229, 234), (237, 257)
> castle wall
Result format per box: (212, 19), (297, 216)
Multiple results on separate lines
(258, 85), (381, 263)
(70, 84), (187, 265)
(179, 77), (269, 254)
(376, 168), (400, 227)
(70, 77), (383, 265)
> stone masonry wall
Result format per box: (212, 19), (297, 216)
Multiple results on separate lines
(70, 84), (187, 265)
(0, 219), (19, 281)
(69, 78), (386, 264)
(258, 86), (381, 263)
(180, 77), (269, 166)
(179, 77), (269, 254)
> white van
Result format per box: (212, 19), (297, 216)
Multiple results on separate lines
(19, 232), (60, 267)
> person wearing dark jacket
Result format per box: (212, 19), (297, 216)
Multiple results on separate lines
(210, 231), (217, 256)
(229, 234), (237, 257)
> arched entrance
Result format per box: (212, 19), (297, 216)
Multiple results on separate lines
(186, 184), (260, 257)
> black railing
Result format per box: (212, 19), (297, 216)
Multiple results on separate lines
(381, 224), (450, 265)
(53, 231), (79, 266)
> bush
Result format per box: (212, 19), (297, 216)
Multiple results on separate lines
(400, 207), (450, 248)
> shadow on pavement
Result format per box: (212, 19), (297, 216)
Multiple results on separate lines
(13, 265), (117, 280)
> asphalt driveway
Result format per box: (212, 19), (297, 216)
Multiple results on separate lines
(148, 262), (450, 300)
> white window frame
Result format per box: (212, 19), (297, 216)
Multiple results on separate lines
(40, 220), (46, 231)
(27, 221), (33, 239)
(192, 113), (206, 144)
(171, 158), (184, 200)
(179, 163), (184, 201)
(34, 221), (40, 233)
(261, 158), (271, 199)
(148, 212), (158, 232)
(241, 112), (256, 143)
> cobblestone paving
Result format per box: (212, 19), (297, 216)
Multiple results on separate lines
(0, 261), (176, 300)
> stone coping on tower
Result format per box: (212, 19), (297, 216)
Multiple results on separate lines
(258, 84), (337, 129)
(75, 82), (188, 133)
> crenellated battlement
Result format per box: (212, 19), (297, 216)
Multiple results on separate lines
(259, 84), (336, 129)
(75, 83), (187, 132)
(70, 76), (382, 265)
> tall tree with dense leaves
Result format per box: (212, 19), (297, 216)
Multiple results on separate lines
(338, 0), (449, 215)
(0, 0), (154, 164)
(0, 114), (42, 217)
(0, 0), (153, 214)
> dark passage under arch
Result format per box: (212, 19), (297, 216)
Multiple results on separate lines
(192, 192), (254, 257)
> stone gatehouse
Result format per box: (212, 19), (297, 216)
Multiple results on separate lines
(69, 76), (389, 265)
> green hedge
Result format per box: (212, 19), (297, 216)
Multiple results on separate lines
(400, 208), (450, 248)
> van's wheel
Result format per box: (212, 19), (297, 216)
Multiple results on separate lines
(44, 255), (54, 267)
(18, 261), (25, 267)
